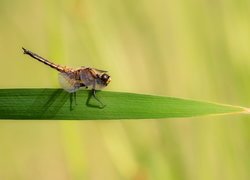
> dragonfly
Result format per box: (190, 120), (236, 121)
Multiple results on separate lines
(22, 47), (111, 108)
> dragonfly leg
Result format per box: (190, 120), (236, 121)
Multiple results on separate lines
(73, 92), (77, 105)
(86, 81), (105, 108)
(92, 89), (105, 108)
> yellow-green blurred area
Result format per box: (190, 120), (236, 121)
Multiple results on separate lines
(0, 0), (250, 179)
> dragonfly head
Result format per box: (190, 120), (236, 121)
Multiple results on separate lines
(100, 73), (111, 86)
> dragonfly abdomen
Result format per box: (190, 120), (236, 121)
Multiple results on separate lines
(22, 47), (65, 72)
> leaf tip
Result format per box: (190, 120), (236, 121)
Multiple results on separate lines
(242, 108), (250, 114)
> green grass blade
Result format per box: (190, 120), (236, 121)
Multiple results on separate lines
(0, 89), (247, 120)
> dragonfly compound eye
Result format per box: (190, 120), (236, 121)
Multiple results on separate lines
(101, 73), (111, 85)
(101, 73), (109, 80)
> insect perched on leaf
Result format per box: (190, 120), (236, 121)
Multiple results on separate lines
(22, 47), (111, 108)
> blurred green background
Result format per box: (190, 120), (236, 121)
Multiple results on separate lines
(0, 0), (250, 179)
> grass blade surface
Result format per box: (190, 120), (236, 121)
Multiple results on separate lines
(0, 89), (246, 120)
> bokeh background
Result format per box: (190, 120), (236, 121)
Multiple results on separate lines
(0, 0), (250, 179)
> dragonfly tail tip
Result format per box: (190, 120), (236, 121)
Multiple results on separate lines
(22, 47), (28, 54)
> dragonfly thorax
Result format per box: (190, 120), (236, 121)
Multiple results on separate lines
(58, 67), (111, 93)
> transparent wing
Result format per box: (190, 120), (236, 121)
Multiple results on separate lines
(58, 72), (80, 93)
(92, 68), (108, 74)
(81, 67), (107, 74)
